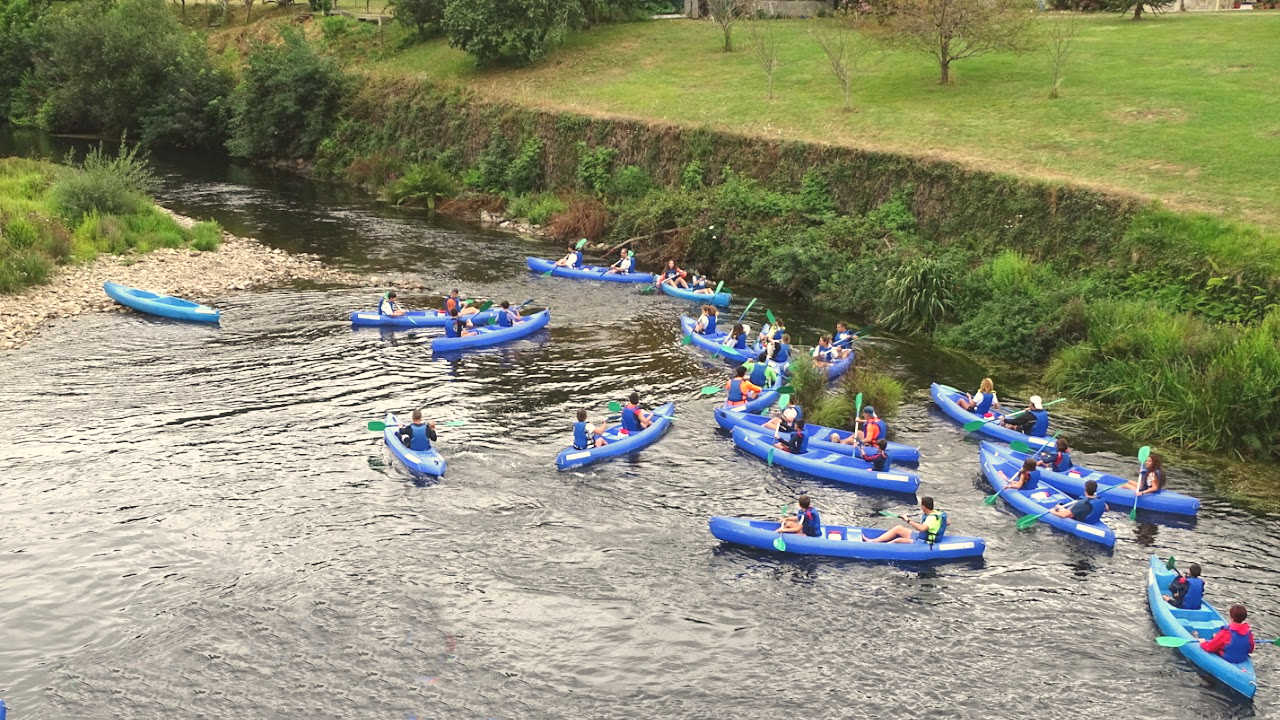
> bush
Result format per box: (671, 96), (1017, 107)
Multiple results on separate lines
(0, 0), (44, 120)
(442, 0), (574, 65)
(575, 143), (617, 196)
(506, 192), (565, 225)
(547, 194), (608, 241)
(190, 221), (222, 251)
(383, 162), (457, 206)
(880, 255), (957, 334)
(464, 134), (513, 192)
(680, 160), (704, 191)
(611, 165), (652, 199)
(392, 0), (445, 37)
(505, 137), (544, 194)
(50, 144), (158, 224)
(2, 215), (39, 249)
(227, 30), (349, 160)
(0, 249), (51, 293)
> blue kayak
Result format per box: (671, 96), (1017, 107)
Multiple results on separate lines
(931, 382), (1054, 448)
(657, 279), (732, 307)
(680, 315), (755, 365)
(979, 441), (1115, 547)
(1146, 555), (1256, 699)
(714, 407), (921, 465)
(720, 377), (783, 415)
(732, 427), (920, 494)
(819, 350), (855, 382)
(709, 516), (985, 562)
(103, 281), (220, 324)
(384, 412), (446, 478)
(431, 309), (550, 353)
(527, 256), (652, 283)
(350, 309), (495, 328)
(556, 402), (675, 470)
(987, 443), (1200, 517)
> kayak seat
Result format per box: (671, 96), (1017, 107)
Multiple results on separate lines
(825, 528), (845, 541)
(1184, 620), (1225, 634)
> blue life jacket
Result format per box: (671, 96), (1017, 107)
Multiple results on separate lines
(748, 362), (768, 386)
(920, 510), (947, 544)
(1029, 409), (1050, 437)
(787, 428), (809, 453)
(771, 327), (784, 341)
(692, 279), (707, 290)
(1140, 467), (1165, 492)
(498, 309), (514, 327)
(663, 267), (680, 279)
(833, 330), (852, 348)
(774, 343), (791, 363)
(1070, 496), (1104, 524)
(444, 318), (463, 338)
(1051, 450), (1072, 472)
(973, 392), (995, 415)
(571, 250), (583, 268)
(573, 421), (590, 449)
(379, 297), (397, 315)
(733, 333), (749, 350)
(702, 314), (717, 335)
(1179, 577), (1205, 610)
(798, 506), (821, 537)
(871, 418), (887, 441)
(792, 405), (804, 425)
(727, 378), (746, 403)
(1016, 469), (1037, 492)
(1222, 628), (1253, 663)
(408, 423), (431, 451)
(620, 405), (642, 432)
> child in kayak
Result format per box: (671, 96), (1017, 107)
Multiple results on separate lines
(443, 308), (478, 339)
(618, 392), (653, 435)
(833, 322), (854, 353)
(495, 300), (523, 327)
(444, 289), (480, 317)
(1050, 479), (1102, 521)
(554, 244), (584, 268)
(1037, 438), (1073, 473)
(777, 495), (822, 537)
(688, 274), (715, 294)
(766, 333), (792, 373)
(724, 323), (751, 352)
(397, 409), (437, 450)
(658, 259), (689, 288)
(865, 496), (944, 544)
(379, 290), (406, 317)
(694, 305), (719, 335)
(811, 335), (840, 367)
(1001, 395), (1049, 436)
(1121, 452), (1165, 495)
(772, 412), (808, 454)
(1163, 563), (1205, 610)
(1194, 604), (1255, 664)
(605, 248), (635, 274)
(573, 409), (608, 449)
(1000, 458), (1038, 492)
(724, 366), (763, 408)
(957, 377), (999, 416)
(860, 437), (889, 471)
(762, 403), (803, 431)
(744, 351), (777, 388)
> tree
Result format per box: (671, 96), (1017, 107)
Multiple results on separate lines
(810, 11), (877, 111)
(442, 0), (572, 65)
(707, 0), (746, 52)
(391, 0), (443, 37)
(1108, 0), (1174, 19)
(744, 4), (779, 98)
(888, 0), (1035, 84)
(243, 0), (254, 22)
(0, 0), (46, 120)
(1044, 13), (1078, 98)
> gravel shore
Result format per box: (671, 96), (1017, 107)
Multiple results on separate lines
(0, 209), (361, 352)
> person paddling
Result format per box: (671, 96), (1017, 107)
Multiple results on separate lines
(957, 377), (999, 416)
(605, 248), (635, 274)
(1037, 438), (1073, 473)
(1001, 458), (1038, 492)
(865, 496), (945, 544)
(495, 300), (523, 327)
(379, 290), (406, 317)
(444, 289), (480, 317)
(811, 335), (839, 367)
(1163, 563), (1205, 610)
(744, 351), (776, 388)
(658, 259), (688, 288)
(694, 305), (718, 335)
(832, 322), (854, 355)
(776, 494), (821, 537)
(724, 323), (751, 352)
(724, 366), (762, 408)
(772, 409), (809, 454)
(555, 244), (584, 268)
(572, 409), (608, 450)
(1193, 604), (1256, 664)
(1050, 479), (1102, 521)
(766, 332), (792, 373)
(397, 409), (437, 451)
(1002, 395), (1049, 436)
(689, 274), (717, 295)
(443, 307), (477, 339)
(1121, 452), (1165, 496)
(618, 392), (653, 435)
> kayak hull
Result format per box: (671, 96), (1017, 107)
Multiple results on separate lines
(931, 382), (1053, 448)
(384, 412), (446, 478)
(681, 315), (755, 365)
(732, 427), (920, 494)
(1146, 555), (1256, 698)
(555, 402), (675, 470)
(714, 407), (920, 465)
(350, 309), (495, 327)
(658, 280), (732, 307)
(527, 256), (651, 283)
(103, 281), (220, 324)
(709, 516), (985, 562)
(987, 443), (1200, 516)
(979, 441), (1115, 547)
(430, 309), (550, 353)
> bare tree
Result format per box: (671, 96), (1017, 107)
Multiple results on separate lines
(810, 12), (877, 111)
(708, 0), (748, 52)
(889, 0), (1035, 84)
(745, 4), (781, 98)
(1044, 13), (1079, 99)
(244, 0), (255, 22)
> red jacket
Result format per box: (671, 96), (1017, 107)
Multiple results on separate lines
(1200, 621), (1254, 657)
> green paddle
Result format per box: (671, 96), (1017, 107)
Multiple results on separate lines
(1010, 431), (1061, 456)
(713, 280), (725, 295)
(962, 398), (1066, 432)
(767, 447), (775, 466)
(1130, 445), (1152, 521)
(607, 401), (622, 413)
(878, 510), (902, 518)
(732, 298), (757, 327)
(773, 535), (787, 551)
(367, 420), (465, 431)
(1156, 635), (1280, 649)
(540, 239), (590, 276)
(680, 334), (693, 345)
(700, 385), (723, 395)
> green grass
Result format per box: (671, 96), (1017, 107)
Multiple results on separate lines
(365, 13), (1280, 230)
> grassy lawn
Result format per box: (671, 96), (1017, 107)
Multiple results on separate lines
(366, 13), (1280, 230)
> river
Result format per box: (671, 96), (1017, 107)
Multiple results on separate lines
(0, 134), (1275, 718)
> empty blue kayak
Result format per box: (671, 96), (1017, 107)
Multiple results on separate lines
(350, 309), (495, 327)
(987, 443), (1200, 516)
(430, 309), (550, 353)
(714, 407), (921, 465)
(709, 516), (986, 562)
(979, 441), (1115, 547)
(680, 315), (755, 365)
(103, 281), (220, 324)
(732, 427), (920, 494)
(384, 412), (446, 478)
(556, 402), (675, 470)
(931, 382), (1054, 448)
(657, 280), (732, 307)
(527, 256), (652, 283)
(1146, 555), (1256, 698)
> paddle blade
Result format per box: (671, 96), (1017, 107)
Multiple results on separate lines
(777, 384), (794, 395)
(767, 448), (775, 466)
(878, 510), (900, 517)
(367, 421), (387, 431)
(765, 308), (776, 324)
(1138, 445), (1152, 465)
(640, 285), (655, 294)
(700, 385), (722, 395)
(773, 535), (786, 551)
(607, 401), (622, 412)
(854, 391), (863, 417)
(1129, 505), (1138, 521)
(517, 298), (536, 308)
(442, 420), (465, 427)
(541, 268), (554, 277)
(1155, 636), (1191, 648)
(1015, 513), (1042, 530)
(962, 420), (989, 432)
(1165, 556), (1177, 571)
(776, 394), (790, 409)
(983, 493), (1000, 505)
(713, 280), (724, 294)
(1010, 440), (1033, 454)
(575, 238), (588, 250)
(681, 334), (693, 345)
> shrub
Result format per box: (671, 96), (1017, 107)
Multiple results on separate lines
(798, 168), (836, 215)
(547, 194), (608, 241)
(2, 216), (39, 249)
(442, 0), (574, 65)
(505, 137), (544, 195)
(575, 143), (617, 196)
(0, 249), (51, 293)
(190, 221), (222, 251)
(464, 134), (513, 192)
(879, 255), (956, 334)
(383, 162), (457, 206)
(50, 144), (158, 224)
(611, 165), (652, 199)
(392, 0), (445, 37)
(506, 192), (565, 225)
(680, 160), (704, 191)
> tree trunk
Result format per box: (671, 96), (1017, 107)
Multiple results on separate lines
(1132, 2), (1143, 18)
(723, 25), (732, 51)
(939, 59), (950, 85)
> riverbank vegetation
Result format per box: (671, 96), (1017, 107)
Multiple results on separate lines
(0, 149), (221, 293)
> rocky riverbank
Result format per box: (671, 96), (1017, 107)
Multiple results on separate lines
(0, 209), (361, 351)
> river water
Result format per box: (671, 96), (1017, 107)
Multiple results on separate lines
(0, 139), (1276, 719)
